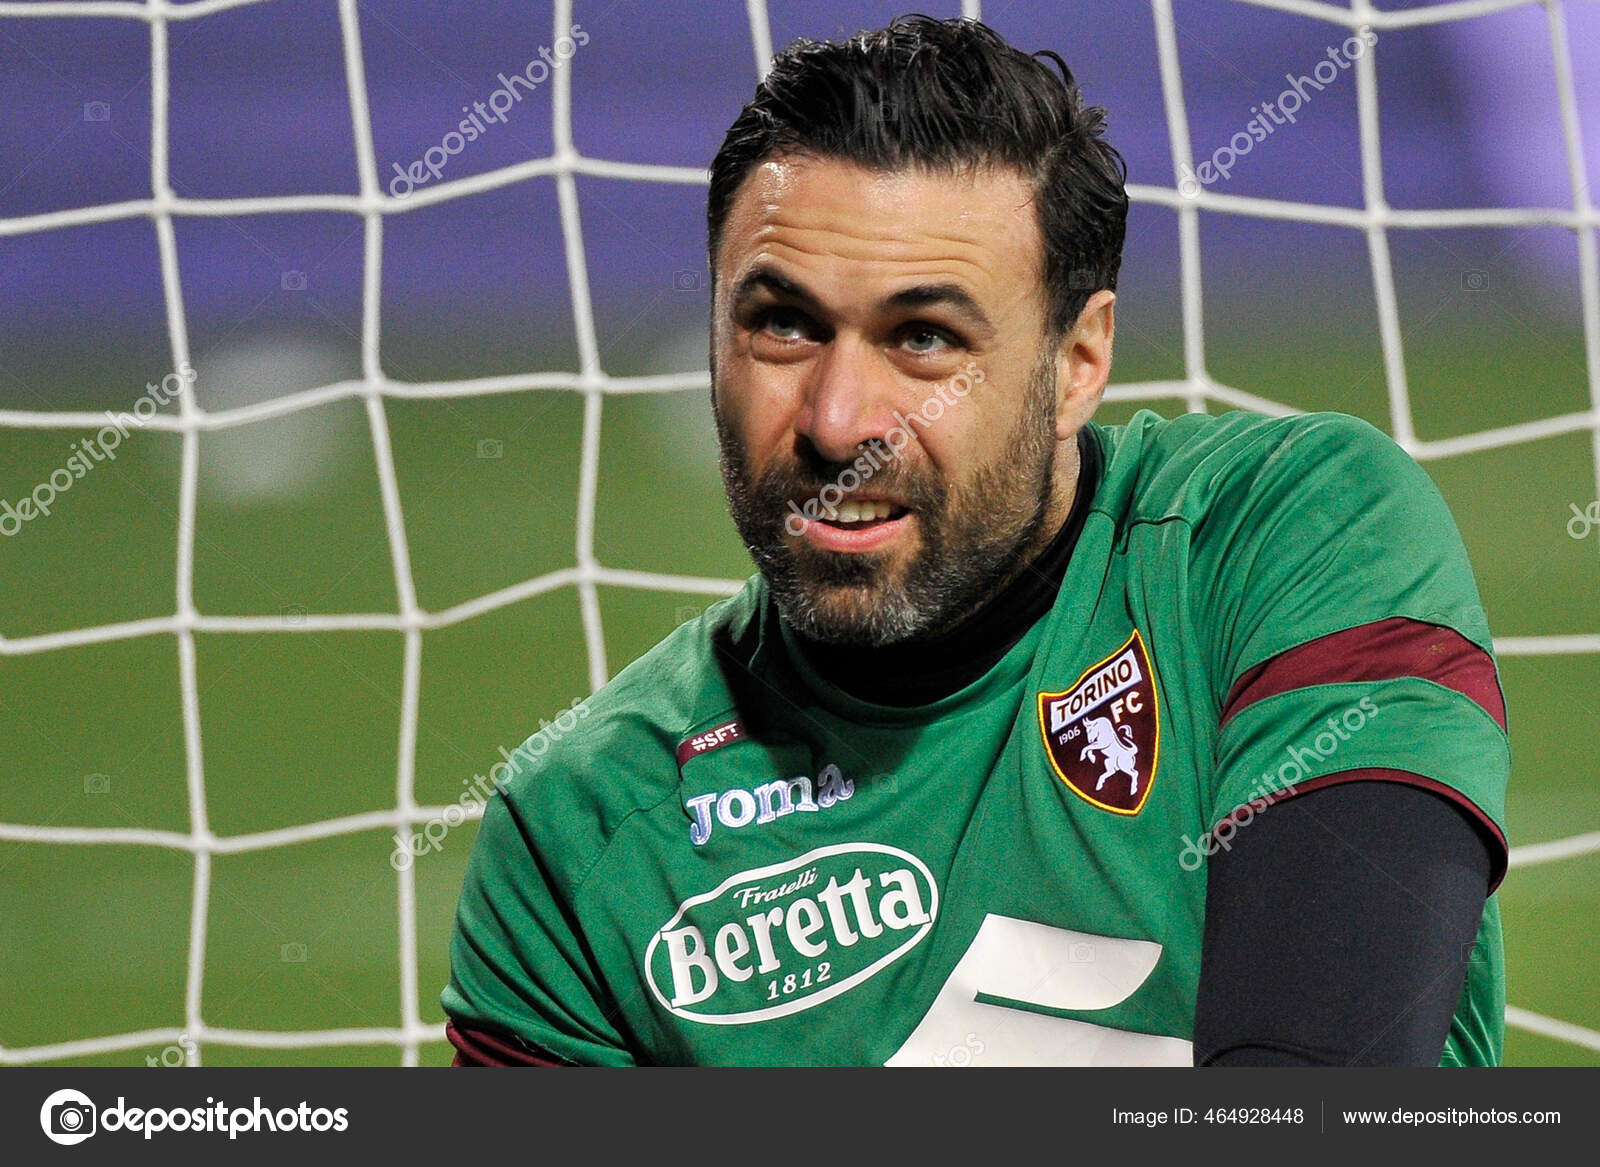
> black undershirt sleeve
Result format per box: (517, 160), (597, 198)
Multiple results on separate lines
(1192, 780), (1496, 1067)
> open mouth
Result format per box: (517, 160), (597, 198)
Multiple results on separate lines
(815, 498), (911, 531)
(794, 497), (914, 552)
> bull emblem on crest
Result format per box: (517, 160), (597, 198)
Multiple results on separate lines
(1079, 715), (1141, 795)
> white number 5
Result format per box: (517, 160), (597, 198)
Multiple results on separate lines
(886, 914), (1193, 1066)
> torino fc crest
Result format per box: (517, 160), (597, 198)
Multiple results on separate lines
(1037, 630), (1161, 816)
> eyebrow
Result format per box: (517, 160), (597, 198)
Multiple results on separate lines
(731, 267), (995, 337)
(731, 267), (825, 314)
(884, 282), (995, 336)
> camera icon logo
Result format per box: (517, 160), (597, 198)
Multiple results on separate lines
(1461, 938), (1491, 966)
(83, 101), (111, 122)
(83, 772), (112, 795)
(40, 1088), (97, 1146)
(476, 438), (504, 459)
(672, 269), (704, 291)
(1175, 163), (1203, 200)
(1462, 269), (1488, 291)
(281, 270), (308, 292)
(280, 942), (307, 963)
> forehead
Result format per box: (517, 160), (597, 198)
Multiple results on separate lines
(716, 155), (1044, 302)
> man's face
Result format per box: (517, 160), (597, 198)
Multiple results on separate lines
(711, 155), (1087, 646)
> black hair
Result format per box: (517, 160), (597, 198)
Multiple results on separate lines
(707, 14), (1128, 336)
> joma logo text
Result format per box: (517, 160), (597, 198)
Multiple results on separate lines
(684, 763), (854, 846)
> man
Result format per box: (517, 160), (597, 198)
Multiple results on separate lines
(443, 17), (1508, 1067)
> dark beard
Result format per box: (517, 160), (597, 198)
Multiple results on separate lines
(714, 358), (1059, 646)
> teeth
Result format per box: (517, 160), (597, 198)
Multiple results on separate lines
(825, 499), (899, 524)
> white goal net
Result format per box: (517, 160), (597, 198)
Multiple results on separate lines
(0, 0), (1597, 1067)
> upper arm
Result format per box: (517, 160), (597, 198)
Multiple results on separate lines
(1186, 416), (1510, 1065)
(441, 790), (637, 1067)
(1194, 416), (1510, 880)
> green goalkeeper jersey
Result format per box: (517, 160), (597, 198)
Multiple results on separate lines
(442, 409), (1510, 1066)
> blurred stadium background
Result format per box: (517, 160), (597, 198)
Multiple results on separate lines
(1, 0), (1596, 1067)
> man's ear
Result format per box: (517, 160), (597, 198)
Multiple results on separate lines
(1054, 289), (1116, 441)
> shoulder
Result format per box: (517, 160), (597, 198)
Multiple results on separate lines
(480, 575), (769, 887)
(1090, 408), (1491, 661)
(1090, 408), (1427, 532)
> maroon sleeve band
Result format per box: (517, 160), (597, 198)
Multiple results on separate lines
(446, 1020), (566, 1067)
(1220, 617), (1507, 731)
(1216, 619), (1509, 890)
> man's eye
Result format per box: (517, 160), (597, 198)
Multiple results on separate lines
(902, 326), (952, 354)
(762, 309), (809, 341)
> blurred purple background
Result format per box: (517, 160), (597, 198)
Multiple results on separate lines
(1, 0), (1596, 408)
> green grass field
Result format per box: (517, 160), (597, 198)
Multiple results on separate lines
(2, 272), (1597, 1067)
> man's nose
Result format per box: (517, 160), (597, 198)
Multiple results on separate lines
(792, 340), (901, 465)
